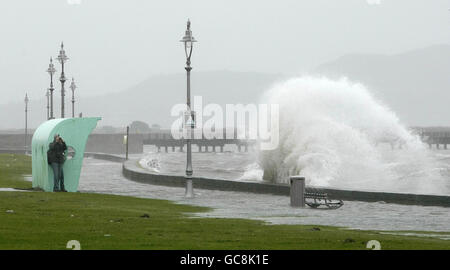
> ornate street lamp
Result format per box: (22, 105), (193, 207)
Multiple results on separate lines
(180, 19), (197, 198)
(57, 42), (69, 118)
(46, 57), (56, 119)
(24, 93), (29, 154)
(70, 77), (77, 118)
(45, 89), (50, 120)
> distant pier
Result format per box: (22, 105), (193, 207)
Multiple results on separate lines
(408, 127), (450, 150)
(143, 132), (257, 153)
(2, 127), (450, 155)
(421, 132), (450, 150)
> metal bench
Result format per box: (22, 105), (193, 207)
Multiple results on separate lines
(305, 187), (344, 209)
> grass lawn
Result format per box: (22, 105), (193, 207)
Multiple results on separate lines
(0, 153), (449, 250)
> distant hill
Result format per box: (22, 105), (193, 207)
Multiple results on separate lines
(1, 45), (449, 130)
(314, 44), (450, 126)
(0, 71), (284, 129)
(78, 70), (285, 128)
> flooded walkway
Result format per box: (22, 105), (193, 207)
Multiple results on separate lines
(78, 158), (450, 239)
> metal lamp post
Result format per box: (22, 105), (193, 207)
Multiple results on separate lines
(57, 42), (69, 118)
(180, 19), (197, 198)
(47, 57), (56, 119)
(45, 89), (50, 120)
(70, 77), (77, 118)
(24, 93), (29, 154)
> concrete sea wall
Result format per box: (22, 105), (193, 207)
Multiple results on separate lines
(122, 159), (450, 208)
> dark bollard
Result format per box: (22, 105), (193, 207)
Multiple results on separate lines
(290, 176), (305, 208)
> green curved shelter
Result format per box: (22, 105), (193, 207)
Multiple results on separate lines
(31, 117), (101, 192)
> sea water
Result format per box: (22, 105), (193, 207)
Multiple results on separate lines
(140, 76), (450, 195)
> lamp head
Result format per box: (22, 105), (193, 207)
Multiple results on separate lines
(70, 77), (77, 91)
(47, 57), (56, 75)
(57, 42), (69, 64)
(180, 19), (197, 60)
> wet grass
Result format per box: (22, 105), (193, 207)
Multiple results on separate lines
(0, 153), (449, 250)
(0, 153), (32, 189)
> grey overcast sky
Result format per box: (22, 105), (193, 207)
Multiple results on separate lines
(0, 0), (449, 104)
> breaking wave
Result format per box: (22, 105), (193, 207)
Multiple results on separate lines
(258, 76), (449, 195)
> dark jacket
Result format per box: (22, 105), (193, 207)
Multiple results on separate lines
(47, 140), (67, 164)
